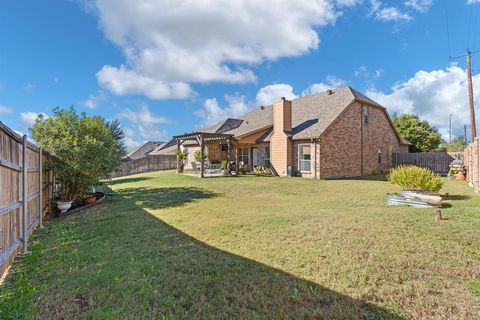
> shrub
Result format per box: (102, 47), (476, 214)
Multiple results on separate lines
(387, 165), (444, 192)
(31, 107), (125, 201)
(240, 165), (248, 175)
(254, 166), (272, 176)
(221, 160), (229, 170)
(194, 150), (208, 163)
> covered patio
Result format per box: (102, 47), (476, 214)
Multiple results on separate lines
(174, 132), (235, 178)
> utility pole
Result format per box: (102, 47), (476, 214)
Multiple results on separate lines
(466, 49), (477, 141)
(449, 114), (452, 144)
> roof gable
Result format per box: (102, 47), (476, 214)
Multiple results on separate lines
(199, 86), (407, 144)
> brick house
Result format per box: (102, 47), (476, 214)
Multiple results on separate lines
(168, 87), (409, 178)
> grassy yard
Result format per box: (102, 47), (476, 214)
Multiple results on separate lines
(1, 170), (480, 319)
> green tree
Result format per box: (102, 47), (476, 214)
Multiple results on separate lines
(393, 114), (444, 152)
(446, 136), (466, 152)
(31, 107), (124, 201)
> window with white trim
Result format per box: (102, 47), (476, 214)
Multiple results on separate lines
(240, 147), (249, 165)
(377, 149), (382, 164)
(298, 144), (311, 172)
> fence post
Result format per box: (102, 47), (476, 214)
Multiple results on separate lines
(39, 147), (43, 228)
(21, 135), (28, 254)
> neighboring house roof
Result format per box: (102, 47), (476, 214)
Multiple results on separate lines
(148, 141), (177, 156)
(201, 86), (409, 145)
(124, 141), (164, 160)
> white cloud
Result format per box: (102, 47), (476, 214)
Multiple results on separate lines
(123, 127), (142, 150)
(301, 75), (347, 96)
(20, 112), (47, 127)
(196, 83), (298, 127)
(53, 77), (60, 83)
(25, 83), (36, 94)
(0, 105), (13, 114)
(369, 0), (412, 21)
(85, 0), (340, 99)
(335, 0), (362, 7)
(467, 0), (480, 4)
(404, 0), (432, 13)
(117, 104), (170, 146)
(366, 65), (480, 140)
(97, 65), (194, 99)
(255, 84), (297, 106)
(118, 103), (170, 125)
(84, 90), (106, 109)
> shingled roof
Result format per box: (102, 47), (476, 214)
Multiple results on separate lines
(124, 141), (164, 160)
(201, 87), (407, 144)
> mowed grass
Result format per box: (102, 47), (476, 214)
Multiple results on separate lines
(1, 170), (480, 319)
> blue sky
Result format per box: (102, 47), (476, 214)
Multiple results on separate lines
(1, 0), (480, 149)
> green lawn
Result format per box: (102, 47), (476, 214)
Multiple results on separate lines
(1, 170), (480, 319)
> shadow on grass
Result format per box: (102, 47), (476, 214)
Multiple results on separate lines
(107, 176), (154, 186)
(445, 194), (471, 201)
(119, 187), (217, 210)
(2, 185), (404, 319)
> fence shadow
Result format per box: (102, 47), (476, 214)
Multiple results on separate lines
(30, 185), (404, 319)
(106, 176), (154, 186)
(118, 187), (217, 210)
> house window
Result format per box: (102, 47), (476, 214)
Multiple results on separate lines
(363, 106), (369, 124)
(298, 144), (311, 172)
(264, 146), (270, 168)
(377, 149), (382, 164)
(240, 147), (249, 165)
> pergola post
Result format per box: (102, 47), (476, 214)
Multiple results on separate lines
(176, 139), (181, 173)
(227, 138), (232, 175)
(235, 145), (240, 175)
(200, 136), (205, 178)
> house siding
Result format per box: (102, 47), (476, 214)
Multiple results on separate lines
(319, 102), (407, 179)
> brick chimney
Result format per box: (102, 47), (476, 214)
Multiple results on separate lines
(270, 97), (293, 176)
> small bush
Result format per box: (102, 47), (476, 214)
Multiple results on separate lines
(387, 165), (444, 192)
(254, 165), (272, 176)
(221, 160), (229, 170)
(240, 165), (248, 175)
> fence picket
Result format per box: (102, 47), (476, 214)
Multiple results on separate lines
(392, 152), (463, 174)
(0, 122), (53, 277)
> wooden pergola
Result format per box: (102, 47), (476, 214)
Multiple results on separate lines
(173, 132), (234, 178)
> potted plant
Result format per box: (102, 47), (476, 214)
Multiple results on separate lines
(176, 150), (188, 173)
(221, 160), (229, 175)
(83, 194), (96, 205)
(194, 150), (208, 167)
(240, 165), (248, 175)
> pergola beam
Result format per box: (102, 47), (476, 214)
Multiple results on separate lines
(173, 131), (235, 178)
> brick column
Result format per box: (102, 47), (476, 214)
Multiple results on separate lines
(473, 139), (479, 192)
(465, 146), (470, 182)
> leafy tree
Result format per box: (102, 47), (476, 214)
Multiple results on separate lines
(393, 114), (444, 152)
(446, 136), (466, 152)
(31, 107), (124, 201)
(106, 119), (127, 156)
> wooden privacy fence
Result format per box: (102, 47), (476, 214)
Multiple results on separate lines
(111, 155), (177, 178)
(392, 152), (463, 174)
(0, 122), (54, 276)
(465, 138), (480, 193)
